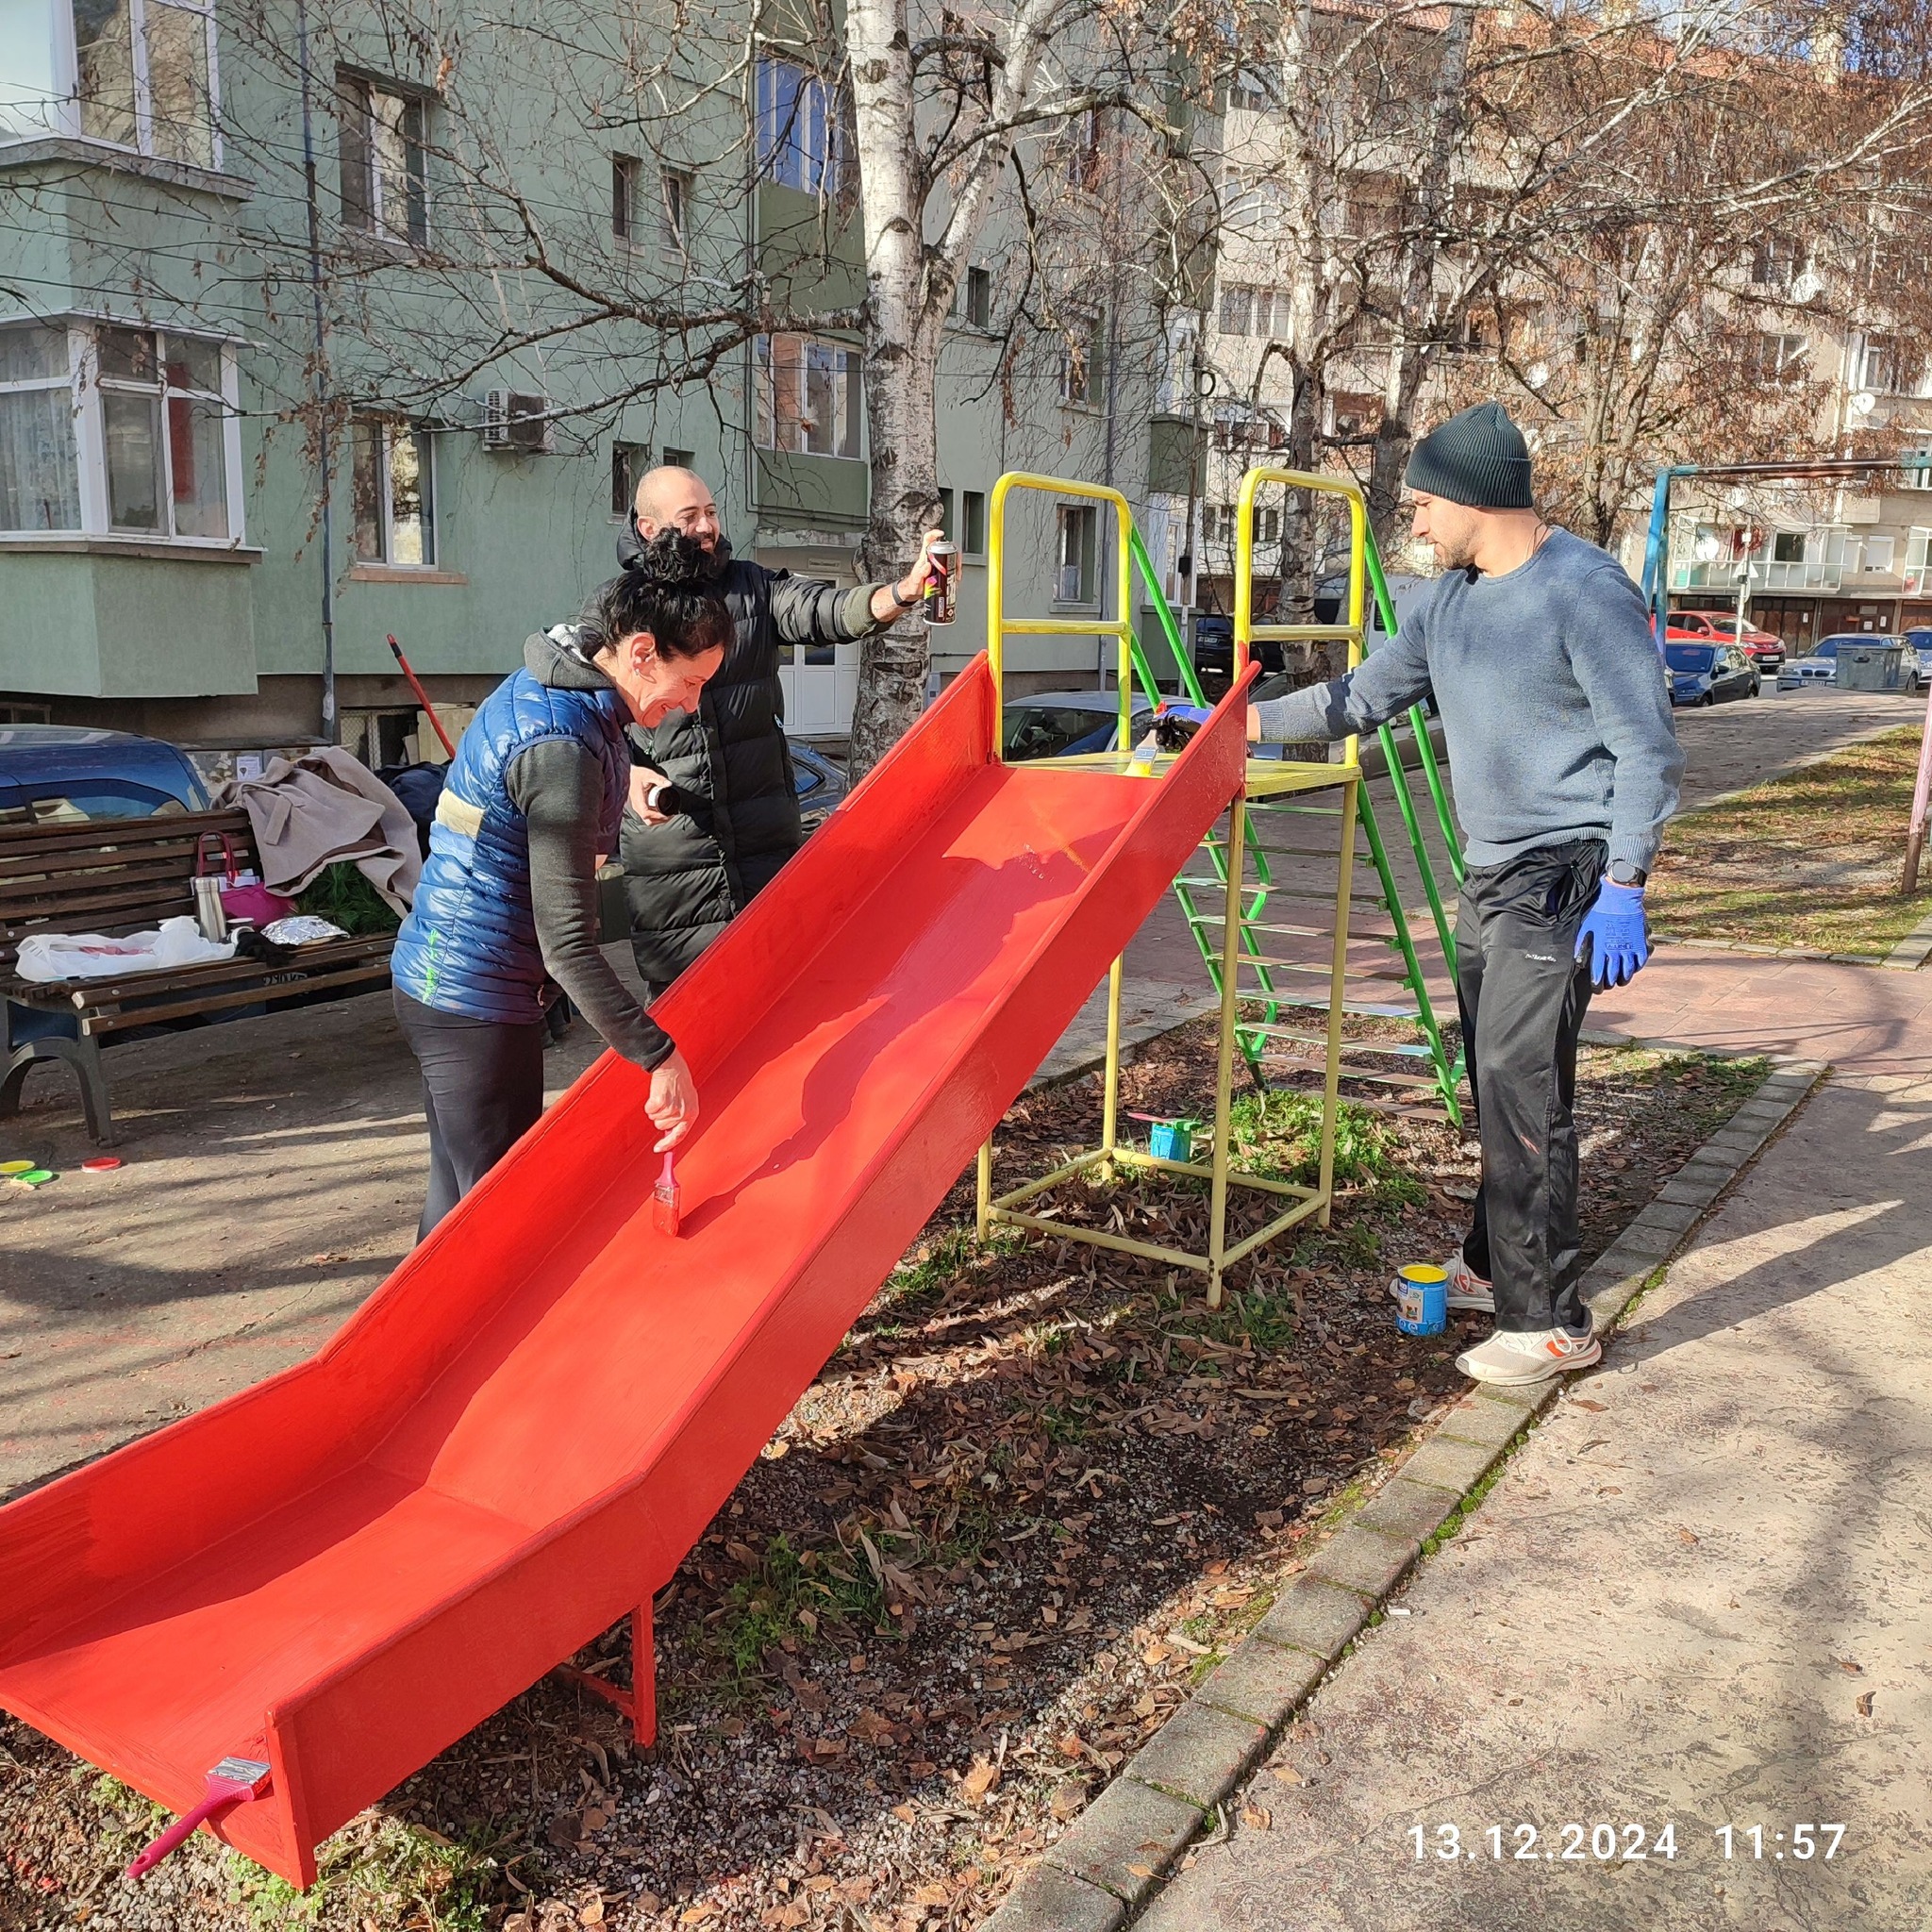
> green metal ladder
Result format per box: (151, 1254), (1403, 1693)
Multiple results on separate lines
(1125, 524), (1468, 1124)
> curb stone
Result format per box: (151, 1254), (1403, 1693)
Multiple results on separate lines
(975, 1057), (1828, 1931)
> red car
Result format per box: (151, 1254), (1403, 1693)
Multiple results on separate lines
(1667, 609), (1785, 669)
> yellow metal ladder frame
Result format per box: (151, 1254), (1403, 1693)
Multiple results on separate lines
(972, 467), (1370, 1305)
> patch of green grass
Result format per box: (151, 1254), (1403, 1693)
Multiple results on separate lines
(1040, 1400), (1091, 1444)
(294, 861), (402, 937)
(1650, 724), (1932, 954)
(1227, 1091), (1403, 1189)
(1419, 1448), (1518, 1557)
(225, 1818), (495, 1931)
(708, 1533), (891, 1680)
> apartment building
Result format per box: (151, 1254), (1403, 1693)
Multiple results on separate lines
(0, 0), (1168, 761)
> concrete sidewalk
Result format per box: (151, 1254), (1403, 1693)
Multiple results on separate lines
(1126, 1052), (1931, 1929)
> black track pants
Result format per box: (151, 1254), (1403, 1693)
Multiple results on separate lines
(1455, 841), (1604, 1334)
(393, 989), (546, 1241)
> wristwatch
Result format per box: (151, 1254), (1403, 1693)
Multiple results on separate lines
(1607, 860), (1647, 887)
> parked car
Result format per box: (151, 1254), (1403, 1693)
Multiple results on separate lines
(1903, 626), (1932, 691)
(791, 741), (847, 833)
(1774, 632), (1869, 691)
(0, 724), (209, 824)
(1664, 641), (1759, 706)
(1668, 609), (1785, 671)
(1003, 691), (1158, 761)
(1191, 616), (1285, 697)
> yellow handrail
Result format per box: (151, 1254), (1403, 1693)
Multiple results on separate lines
(988, 471), (1137, 763)
(1233, 467), (1369, 770)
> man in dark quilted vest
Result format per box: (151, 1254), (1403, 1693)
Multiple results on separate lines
(615, 466), (943, 992)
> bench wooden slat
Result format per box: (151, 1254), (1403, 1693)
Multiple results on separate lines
(79, 959), (392, 1033)
(2, 881), (198, 934)
(6, 935), (392, 1010)
(0, 848), (234, 895)
(0, 808), (253, 869)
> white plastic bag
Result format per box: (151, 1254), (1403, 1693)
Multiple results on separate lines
(15, 917), (238, 984)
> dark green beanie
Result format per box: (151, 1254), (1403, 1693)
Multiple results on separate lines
(1404, 401), (1534, 508)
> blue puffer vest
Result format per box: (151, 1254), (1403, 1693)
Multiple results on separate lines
(391, 630), (629, 1023)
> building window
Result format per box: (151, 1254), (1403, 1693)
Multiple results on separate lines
(1751, 332), (1807, 387)
(757, 55), (847, 196)
(0, 319), (237, 541)
(1063, 107), (1102, 192)
(1216, 284), (1281, 340)
(962, 489), (987, 557)
(754, 334), (861, 458)
(339, 73), (426, 246)
(1329, 391), (1382, 439)
(1906, 452), (1932, 492)
(936, 487), (955, 541)
(1749, 234), (1803, 290)
(1861, 535), (1895, 573)
(1772, 530), (1805, 563)
(660, 168), (691, 250)
(0, 325), (81, 533)
(611, 154), (639, 242)
(964, 266), (992, 328)
(351, 417), (435, 566)
(59, 0), (220, 167)
(661, 444), (694, 468)
(611, 440), (646, 518)
(1059, 320), (1102, 407)
(1854, 332), (1927, 396)
(97, 325), (226, 537)
(1056, 503), (1097, 603)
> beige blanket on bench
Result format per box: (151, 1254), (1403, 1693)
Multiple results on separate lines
(212, 748), (421, 913)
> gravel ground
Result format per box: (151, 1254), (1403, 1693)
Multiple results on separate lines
(0, 1026), (1764, 1932)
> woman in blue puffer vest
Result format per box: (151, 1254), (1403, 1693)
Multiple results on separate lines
(391, 536), (729, 1237)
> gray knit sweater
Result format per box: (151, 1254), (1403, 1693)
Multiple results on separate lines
(1254, 529), (1683, 873)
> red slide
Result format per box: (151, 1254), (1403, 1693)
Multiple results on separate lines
(0, 657), (1251, 1887)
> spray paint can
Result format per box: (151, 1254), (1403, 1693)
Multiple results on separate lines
(924, 541), (959, 625)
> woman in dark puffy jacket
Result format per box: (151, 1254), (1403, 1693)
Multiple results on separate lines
(389, 538), (728, 1237)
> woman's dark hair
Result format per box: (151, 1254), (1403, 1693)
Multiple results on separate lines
(577, 531), (732, 662)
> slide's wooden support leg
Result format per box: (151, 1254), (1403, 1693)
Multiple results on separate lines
(630, 1600), (658, 1750)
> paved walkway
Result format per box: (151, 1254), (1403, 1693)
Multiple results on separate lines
(1139, 1048), (1932, 1929)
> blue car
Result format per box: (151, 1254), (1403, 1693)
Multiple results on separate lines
(1664, 641), (1758, 707)
(0, 724), (209, 824)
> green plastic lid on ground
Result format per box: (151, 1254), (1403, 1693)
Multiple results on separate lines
(10, 1170), (55, 1187)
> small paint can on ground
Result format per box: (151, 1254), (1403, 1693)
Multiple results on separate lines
(1393, 1262), (1448, 1337)
(1148, 1120), (1196, 1163)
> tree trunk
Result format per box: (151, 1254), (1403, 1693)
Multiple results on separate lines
(845, 0), (941, 774)
(1367, 0), (1475, 560)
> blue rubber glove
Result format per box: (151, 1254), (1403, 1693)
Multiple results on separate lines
(1575, 879), (1648, 989)
(1159, 704), (1213, 724)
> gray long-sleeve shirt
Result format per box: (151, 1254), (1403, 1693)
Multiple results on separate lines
(1254, 529), (1683, 873)
(504, 740), (675, 1072)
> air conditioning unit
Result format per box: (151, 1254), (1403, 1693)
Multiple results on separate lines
(480, 389), (554, 454)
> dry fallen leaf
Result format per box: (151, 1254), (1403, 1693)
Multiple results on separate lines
(1857, 1690), (1875, 1716)
(1676, 1529), (1699, 1545)
(961, 1756), (1000, 1801)
(1241, 1805), (1273, 1831)
(1126, 1863), (1157, 1879)
(578, 1904), (605, 1927)
(1051, 1783), (1087, 1821)
(1273, 1763), (1306, 1786)
(1571, 1397), (1607, 1412)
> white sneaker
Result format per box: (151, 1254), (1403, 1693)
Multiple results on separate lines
(1456, 1324), (1602, 1386)
(1390, 1246), (1494, 1314)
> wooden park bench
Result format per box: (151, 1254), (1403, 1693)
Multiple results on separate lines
(1, 808), (393, 1144)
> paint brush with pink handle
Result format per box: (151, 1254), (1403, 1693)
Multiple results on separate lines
(126, 1755), (273, 1878)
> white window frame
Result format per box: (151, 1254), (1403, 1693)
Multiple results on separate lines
(756, 54), (844, 196)
(753, 333), (863, 460)
(1055, 502), (1097, 605)
(339, 71), (428, 248)
(350, 414), (438, 568)
(32, 0), (224, 168)
(659, 166), (691, 253)
(0, 322), (83, 534)
(0, 318), (242, 543)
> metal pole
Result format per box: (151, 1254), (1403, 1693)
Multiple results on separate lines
(976, 1140), (992, 1241)
(1207, 798), (1248, 1308)
(1318, 777), (1360, 1229)
(1101, 955), (1124, 1157)
(294, 0), (337, 745)
(1903, 674), (1932, 894)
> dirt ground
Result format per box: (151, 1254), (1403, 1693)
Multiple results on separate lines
(0, 1022), (1764, 1932)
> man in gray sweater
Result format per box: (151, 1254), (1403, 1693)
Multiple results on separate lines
(1252, 401), (1682, 1387)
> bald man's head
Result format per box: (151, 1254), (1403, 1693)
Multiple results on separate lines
(635, 466), (721, 551)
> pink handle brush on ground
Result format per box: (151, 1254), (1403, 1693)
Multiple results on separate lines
(652, 1152), (681, 1237)
(126, 1755), (272, 1878)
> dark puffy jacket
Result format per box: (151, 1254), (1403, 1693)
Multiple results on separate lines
(617, 546), (887, 989)
(391, 629), (628, 1021)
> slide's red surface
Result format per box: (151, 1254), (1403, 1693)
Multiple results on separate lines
(0, 657), (1249, 1886)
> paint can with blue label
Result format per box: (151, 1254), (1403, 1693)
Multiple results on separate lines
(1393, 1263), (1447, 1337)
